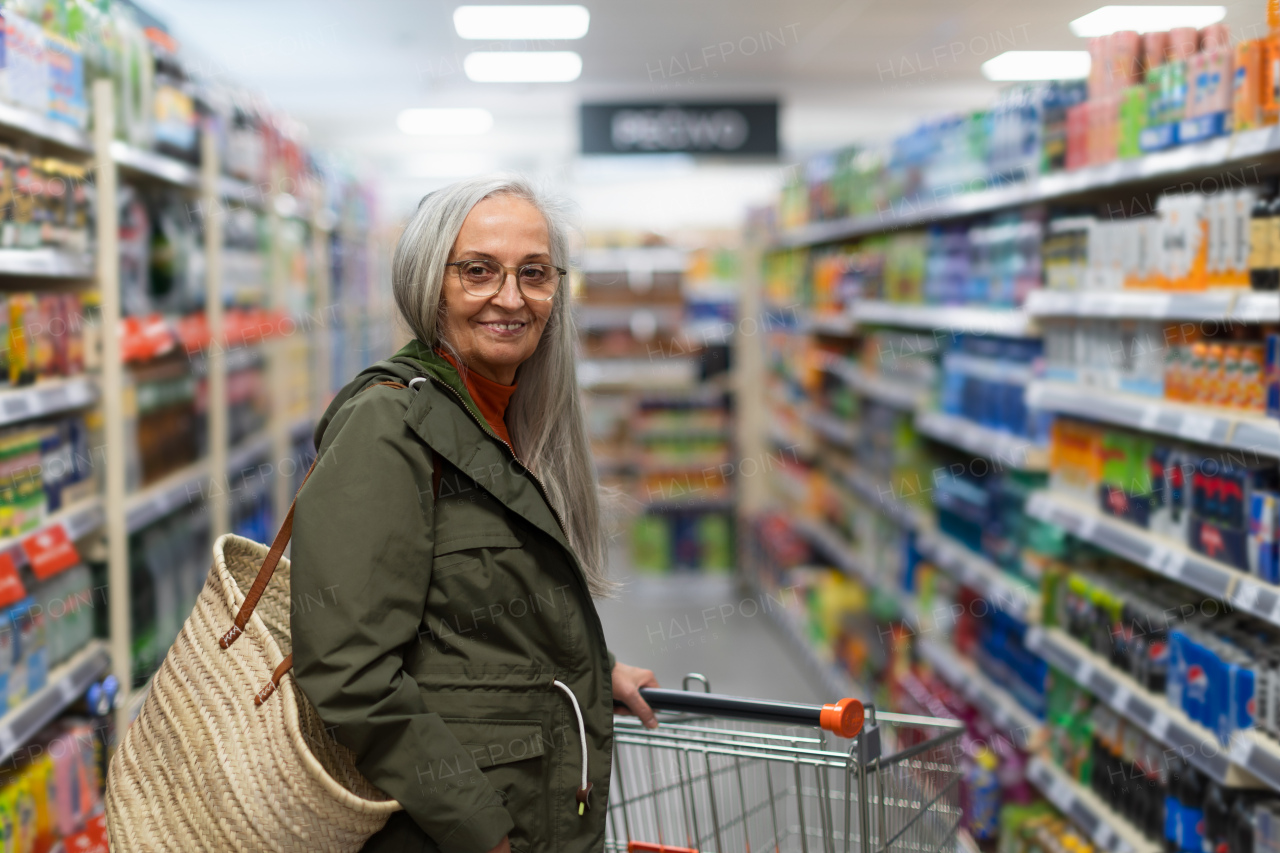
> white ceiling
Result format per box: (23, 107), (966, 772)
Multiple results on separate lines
(141, 0), (1268, 227)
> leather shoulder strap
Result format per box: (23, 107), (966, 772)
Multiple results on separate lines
(220, 381), (408, 651)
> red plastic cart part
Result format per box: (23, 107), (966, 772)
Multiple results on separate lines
(627, 844), (699, 853)
(820, 697), (865, 738)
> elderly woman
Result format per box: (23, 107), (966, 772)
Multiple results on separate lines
(291, 175), (658, 853)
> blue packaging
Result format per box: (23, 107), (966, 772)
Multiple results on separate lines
(1267, 334), (1280, 420)
(1168, 630), (1188, 711)
(1250, 491), (1279, 582)
(1165, 795), (1182, 851)
(1182, 633), (1210, 726)
(1229, 658), (1257, 744)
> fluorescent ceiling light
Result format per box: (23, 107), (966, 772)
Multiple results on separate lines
(464, 51), (582, 82)
(982, 51), (1091, 81)
(397, 108), (494, 135)
(453, 5), (589, 39)
(1069, 5), (1226, 36)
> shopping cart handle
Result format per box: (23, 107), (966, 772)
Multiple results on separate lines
(620, 688), (865, 738)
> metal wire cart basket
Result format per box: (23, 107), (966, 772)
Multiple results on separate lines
(607, 676), (966, 853)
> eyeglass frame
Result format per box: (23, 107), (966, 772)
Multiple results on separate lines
(445, 259), (567, 301)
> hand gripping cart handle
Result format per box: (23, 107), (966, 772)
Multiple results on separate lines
(608, 676), (964, 853)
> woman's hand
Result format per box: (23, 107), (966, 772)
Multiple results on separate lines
(612, 662), (660, 729)
(485, 837), (511, 853)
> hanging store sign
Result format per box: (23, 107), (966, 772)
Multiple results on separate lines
(580, 101), (778, 156)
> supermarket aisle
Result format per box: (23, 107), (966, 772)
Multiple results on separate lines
(598, 549), (826, 704)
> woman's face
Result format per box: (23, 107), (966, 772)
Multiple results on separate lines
(439, 194), (556, 385)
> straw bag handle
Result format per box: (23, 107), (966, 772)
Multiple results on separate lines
(217, 380), (412, 704)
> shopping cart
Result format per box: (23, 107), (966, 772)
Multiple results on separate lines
(608, 675), (965, 853)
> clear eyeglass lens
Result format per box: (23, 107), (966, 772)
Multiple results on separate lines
(457, 260), (559, 298)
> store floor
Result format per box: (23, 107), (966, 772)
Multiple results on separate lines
(598, 551), (826, 705)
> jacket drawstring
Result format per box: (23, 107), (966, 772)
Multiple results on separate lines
(552, 679), (592, 815)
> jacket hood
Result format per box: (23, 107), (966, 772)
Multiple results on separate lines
(313, 340), (485, 449)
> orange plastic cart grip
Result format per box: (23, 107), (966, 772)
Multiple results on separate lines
(820, 697), (865, 738)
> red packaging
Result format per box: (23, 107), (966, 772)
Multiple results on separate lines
(1066, 102), (1089, 170)
(1143, 30), (1169, 71)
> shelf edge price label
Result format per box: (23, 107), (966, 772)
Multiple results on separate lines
(21, 525), (80, 581)
(1178, 413), (1218, 443)
(1150, 714), (1171, 741)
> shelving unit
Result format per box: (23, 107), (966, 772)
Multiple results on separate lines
(1026, 381), (1280, 459)
(852, 300), (1035, 338)
(1025, 626), (1280, 789)
(915, 411), (1048, 472)
(0, 640), (110, 762)
(1026, 756), (1160, 853)
(917, 637), (1043, 750)
(1025, 289), (1280, 322)
(1024, 491), (1280, 627)
(771, 126), (1279, 250)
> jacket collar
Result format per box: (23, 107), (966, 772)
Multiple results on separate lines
(384, 343), (575, 558)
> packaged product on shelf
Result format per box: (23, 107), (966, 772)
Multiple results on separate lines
(2, 13), (48, 116)
(44, 33), (85, 130)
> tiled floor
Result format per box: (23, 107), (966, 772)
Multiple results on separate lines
(597, 562), (825, 705)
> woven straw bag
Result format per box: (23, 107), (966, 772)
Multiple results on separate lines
(106, 411), (404, 850)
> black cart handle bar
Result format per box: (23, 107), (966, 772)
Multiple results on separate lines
(617, 687), (865, 739)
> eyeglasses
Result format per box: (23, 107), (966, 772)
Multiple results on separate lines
(446, 259), (565, 301)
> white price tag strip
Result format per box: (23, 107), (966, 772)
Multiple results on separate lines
(58, 675), (79, 703)
(1178, 413), (1218, 443)
(1229, 737), (1254, 766)
(1077, 515), (1098, 540)
(1110, 686), (1132, 712)
(1235, 581), (1262, 613)
(0, 726), (13, 757)
(1076, 661), (1095, 685)
(1139, 406), (1160, 430)
(1150, 714), (1171, 740)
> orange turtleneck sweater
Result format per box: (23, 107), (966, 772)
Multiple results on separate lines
(438, 350), (517, 446)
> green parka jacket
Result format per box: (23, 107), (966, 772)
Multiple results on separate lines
(291, 343), (615, 853)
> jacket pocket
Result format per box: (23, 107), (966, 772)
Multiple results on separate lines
(432, 530), (524, 581)
(442, 718), (547, 853)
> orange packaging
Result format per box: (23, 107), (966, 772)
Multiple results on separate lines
(1264, 1), (1280, 125)
(1189, 342), (1209, 402)
(1237, 344), (1266, 410)
(1233, 41), (1263, 131)
(1202, 343), (1225, 404)
(1222, 345), (1243, 406)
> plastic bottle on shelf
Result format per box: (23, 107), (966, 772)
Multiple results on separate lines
(1250, 180), (1277, 290)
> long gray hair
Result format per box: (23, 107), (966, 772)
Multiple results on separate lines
(392, 175), (611, 597)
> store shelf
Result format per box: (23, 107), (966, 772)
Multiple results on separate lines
(110, 141), (199, 188)
(578, 358), (699, 390)
(0, 101), (91, 153)
(915, 530), (1039, 623)
(794, 517), (871, 583)
(0, 249), (94, 279)
(750, 577), (862, 701)
(578, 246), (686, 274)
(290, 415), (315, 443)
(915, 411), (1048, 472)
(826, 359), (929, 410)
(917, 637), (1042, 750)
(851, 300), (1035, 338)
(0, 376), (98, 427)
(0, 498), (104, 572)
(829, 461), (927, 530)
(642, 496), (734, 513)
(1027, 756), (1160, 853)
(124, 460), (212, 533)
(1026, 381), (1280, 459)
(1025, 289), (1280, 322)
(804, 409), (859, 449)
(944, 352), (1033, 385)
(803, 310), (857, 337)
(227, 430), (273, 475)
(1025, 625), (1273, 789)
(772, 126), (1280, 250)
(575, 304), (684, 331)
(1024, 491), (1280, 630)
(0, 639), (109, 762)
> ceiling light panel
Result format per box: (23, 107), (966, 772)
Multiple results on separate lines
(981, 51), (1091, 81)
(453, 5), (590, 40)
(1069, 5), (1226, 37)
